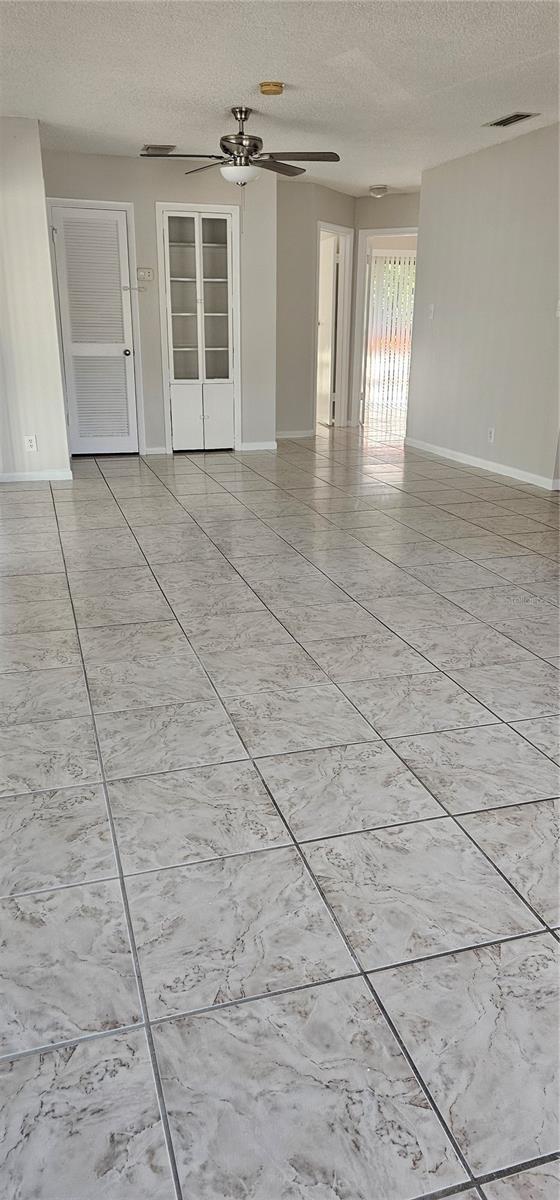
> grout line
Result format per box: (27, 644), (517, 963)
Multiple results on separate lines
(144, 927), (548, 1030)
(502, 716), (560, 771)
(475, 1151), (560, 1188)
(249, 753), (481, 1189)
(49, 484), (184, 1200)
(3, 755), (556, 804)
(0, 1020), (146, 1066)
(0, 870), (120, 902)
(363, 928), (550, 975)
(385, 738), (557, 938)
(3, 796), (557, 912)
(148, 971), (361, 1026)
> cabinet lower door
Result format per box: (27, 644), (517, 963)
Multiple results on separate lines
(203, 384), (235, 449)
(171, 383), (204, 450)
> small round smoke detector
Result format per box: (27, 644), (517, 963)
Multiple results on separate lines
(259, 81), (284, 96)
(369, 184), (388, 198)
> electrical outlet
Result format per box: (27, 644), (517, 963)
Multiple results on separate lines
(487, 427), (495, 445)
(24, 435), (37, 453)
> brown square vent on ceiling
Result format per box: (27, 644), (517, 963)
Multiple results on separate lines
(483, 113), (539, 128)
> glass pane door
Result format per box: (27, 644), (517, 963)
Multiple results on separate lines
(167, 215), (200, 381)
(201, 217), (230, 380)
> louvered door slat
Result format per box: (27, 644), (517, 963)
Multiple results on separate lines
(65, 219), (125, 342)
(52, 205), (139, 454)
(73, 359), (130, 437)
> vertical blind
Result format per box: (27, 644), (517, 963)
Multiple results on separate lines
(361, 253), (416, 422)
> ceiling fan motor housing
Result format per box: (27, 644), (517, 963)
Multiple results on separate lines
(219, 131), (263, 162)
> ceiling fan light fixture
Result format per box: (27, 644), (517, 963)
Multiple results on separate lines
(369, 184), (388, 198)
(220, 162), (261, 186)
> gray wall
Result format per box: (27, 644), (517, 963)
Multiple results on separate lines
(276, 181), (355, 436)
(406, 124), (559, 486)
(354, 191), (420, 230)
(276, 184), (421, 436)
(42, 151), (277, 449)
(1, 118), (70, 479)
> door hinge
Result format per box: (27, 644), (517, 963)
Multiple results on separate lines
(51, 226), (58, 242)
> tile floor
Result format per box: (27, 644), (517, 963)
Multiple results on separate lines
(0, 427), (558, 1200)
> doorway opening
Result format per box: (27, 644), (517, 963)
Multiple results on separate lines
(358, 232), (417, 440)
(315, 223), (353, 431)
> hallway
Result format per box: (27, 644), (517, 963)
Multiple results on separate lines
(1, 429), (558, 1199)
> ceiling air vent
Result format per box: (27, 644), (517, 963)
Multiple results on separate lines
(483, 113), (539, 128)
(142, 144), (176, 155)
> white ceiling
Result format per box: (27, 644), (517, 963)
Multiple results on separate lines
(1, 1), (558, 194)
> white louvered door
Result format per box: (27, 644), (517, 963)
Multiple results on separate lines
(52, 206), (138, 454)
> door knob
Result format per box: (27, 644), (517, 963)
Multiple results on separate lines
(123, 349), (131, 356)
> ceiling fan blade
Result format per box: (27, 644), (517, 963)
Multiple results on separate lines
(267, 151), (340, 162)
(184, 161), (225, 176)
(258, 159), (306, 177)
(140, 153), (224, 160)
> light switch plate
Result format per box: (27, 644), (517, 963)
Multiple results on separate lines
(137, 267), (154, 282)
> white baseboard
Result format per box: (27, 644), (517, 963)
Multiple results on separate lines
(143, 446), (169, 456)
(0, 468), (73, 482)
(404, 437), (558, 492)
(276, 429), (315, 439)
(236, 440), (277, 451)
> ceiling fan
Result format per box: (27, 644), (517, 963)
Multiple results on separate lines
(141, 105), (340, 185)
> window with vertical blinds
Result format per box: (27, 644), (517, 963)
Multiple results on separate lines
(362, 253), (416, 426)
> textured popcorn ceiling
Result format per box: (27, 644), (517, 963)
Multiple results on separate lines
(1, 0), (557, 194)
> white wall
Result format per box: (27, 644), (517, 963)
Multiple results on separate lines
(276, 180), (355, 436)
(0, 118), (70, 479)
(367, 234), (417, 254)
(406, 125), (559, 487)
(41, 151), (277, 450)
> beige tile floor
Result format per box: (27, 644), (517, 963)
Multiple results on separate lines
(0, 426), (558, 1200)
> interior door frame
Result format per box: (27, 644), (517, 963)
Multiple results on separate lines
(350, 225), (418, 427)
(156, 201), (241, 454)
(47, 197), (146, 454)
(315, 229), (337, 427)
(313, 222), (354, 429)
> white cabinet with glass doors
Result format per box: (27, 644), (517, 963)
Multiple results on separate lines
(161, 209), (235, 450)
